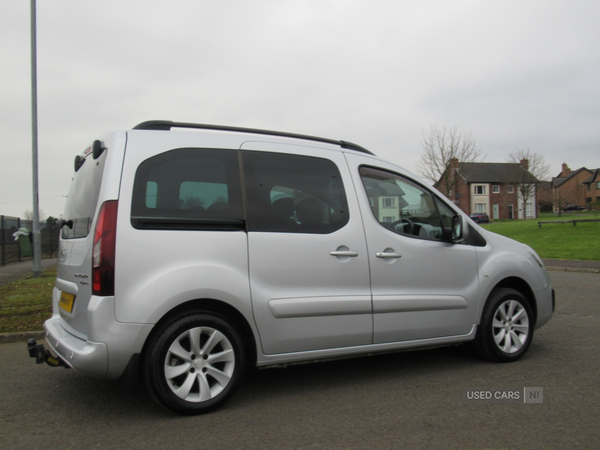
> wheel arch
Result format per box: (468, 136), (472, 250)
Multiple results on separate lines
(141, 298), (258, 368)
(488, 277), (537, 326)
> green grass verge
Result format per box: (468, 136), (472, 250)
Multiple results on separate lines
(481, 213), (600, 261)
(0, 267), (56, 333)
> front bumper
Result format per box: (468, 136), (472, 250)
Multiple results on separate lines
(533, 269), (555, 329)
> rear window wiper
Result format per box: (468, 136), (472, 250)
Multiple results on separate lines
(58, 219), (73, 229)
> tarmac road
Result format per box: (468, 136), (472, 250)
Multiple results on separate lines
(1, 271), (599, 449)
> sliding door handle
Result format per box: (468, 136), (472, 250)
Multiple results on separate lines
(376, 252), (402, 259)
(330, 250), (359, 257)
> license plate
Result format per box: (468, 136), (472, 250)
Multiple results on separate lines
(59, 292), (75, 313)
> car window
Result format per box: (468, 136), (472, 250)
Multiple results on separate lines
(243, 151), (349, 233)
(62, 146), (106, 239)
(435, 196), (455, 230)
(131, 148), (243, 230)
(360, 166), (447, 240)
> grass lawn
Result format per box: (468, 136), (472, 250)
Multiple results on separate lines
(480, 211), (600, 261)
(0, 267), (56, 333)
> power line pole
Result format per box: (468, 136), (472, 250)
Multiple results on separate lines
(30, 0), (42, 278)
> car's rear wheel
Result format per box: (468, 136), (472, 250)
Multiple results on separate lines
(474, 288), (534, 362)
(143, 311), (245, 415)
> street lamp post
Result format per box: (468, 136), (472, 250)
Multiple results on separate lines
(30, 0), (42, 277)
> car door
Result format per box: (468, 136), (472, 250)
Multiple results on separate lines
(345, 153), (479, 344)
(242, 142), (372, 355)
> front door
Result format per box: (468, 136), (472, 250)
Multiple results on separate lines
(346, 154), (479, 343)
(493, 204), (499, 220)
(243, 144), (372, 355)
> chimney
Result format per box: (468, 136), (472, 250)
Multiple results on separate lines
(561, 163), (571, 176)
(520, 159), (529, 171)
(450, 158), (459, 170)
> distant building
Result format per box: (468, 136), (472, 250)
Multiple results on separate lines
(436, 158), (538, 220)
(583, 168), (600, 206)
(551, 164), (593, 211)
(536, 180), (553, 212)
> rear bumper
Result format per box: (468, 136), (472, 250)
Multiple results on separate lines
(42, 291), (154, 379)
(44, 315), (109, 378)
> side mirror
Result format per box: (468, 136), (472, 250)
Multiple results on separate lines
(451, 215), (469, 243)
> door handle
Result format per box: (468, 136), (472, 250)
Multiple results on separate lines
(330, 250), (359, 257)
(376, 252), (402, 259)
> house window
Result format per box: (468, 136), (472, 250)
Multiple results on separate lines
(474, 185), (486, 195)
(382, 216), (396, 223)
(507, 186), (514, 194)
(381, 197), (395, 208)
(596, 181), (600, 189)
(526, 203), (533, 217)
(474, 203), (486, 213)
(492, 185), (500, 194)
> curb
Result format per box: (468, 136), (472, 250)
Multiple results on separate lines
(545, 266), (599, 274)
(0, 331), (45, 344)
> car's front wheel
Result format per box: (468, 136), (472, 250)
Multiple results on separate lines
(474, 288), (534, 362)
(143, 311), (245, 415)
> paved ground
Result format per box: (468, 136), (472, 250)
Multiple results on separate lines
(0, 258), (58, 286)
(1, 271), (598, 449)
(542, 258), (600, 273)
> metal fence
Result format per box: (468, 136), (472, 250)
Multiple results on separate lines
(1, 215), (60, 266)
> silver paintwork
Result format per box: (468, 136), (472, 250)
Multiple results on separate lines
(45, 126), (554, 380)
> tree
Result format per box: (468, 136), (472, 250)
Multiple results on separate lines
(507, 149), (550, 220)
(418, 125), (483, 196)
(23, 209), (45, 223)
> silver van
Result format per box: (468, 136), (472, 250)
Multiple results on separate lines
(29, 121), (554, 414)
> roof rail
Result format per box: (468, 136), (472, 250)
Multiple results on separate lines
(132, 120), (374, 155)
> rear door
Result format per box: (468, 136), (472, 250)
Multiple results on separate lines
(243, 142), (372, 355)
(346, 154), (479, 343)
(56, 132), (126, 338)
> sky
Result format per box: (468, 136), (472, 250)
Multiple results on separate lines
(1, 0), (599, 219)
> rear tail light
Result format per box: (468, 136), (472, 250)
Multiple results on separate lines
(92, 200), (118, 296)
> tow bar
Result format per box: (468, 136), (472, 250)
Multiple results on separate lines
(27, 339), (69, 368)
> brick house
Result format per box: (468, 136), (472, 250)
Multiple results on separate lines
(436, 158), (538, 220)
(583, 168), (600, 206)
(551, 164), (593, 211)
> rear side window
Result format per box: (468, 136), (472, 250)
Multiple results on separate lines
(243, 151), (349, 233)
(131, 148), (243, 230)
(62, 147), (106, 239)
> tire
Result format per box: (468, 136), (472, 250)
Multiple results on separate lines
(474, 288), (534, 362)
(143, 311), (245, 415)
